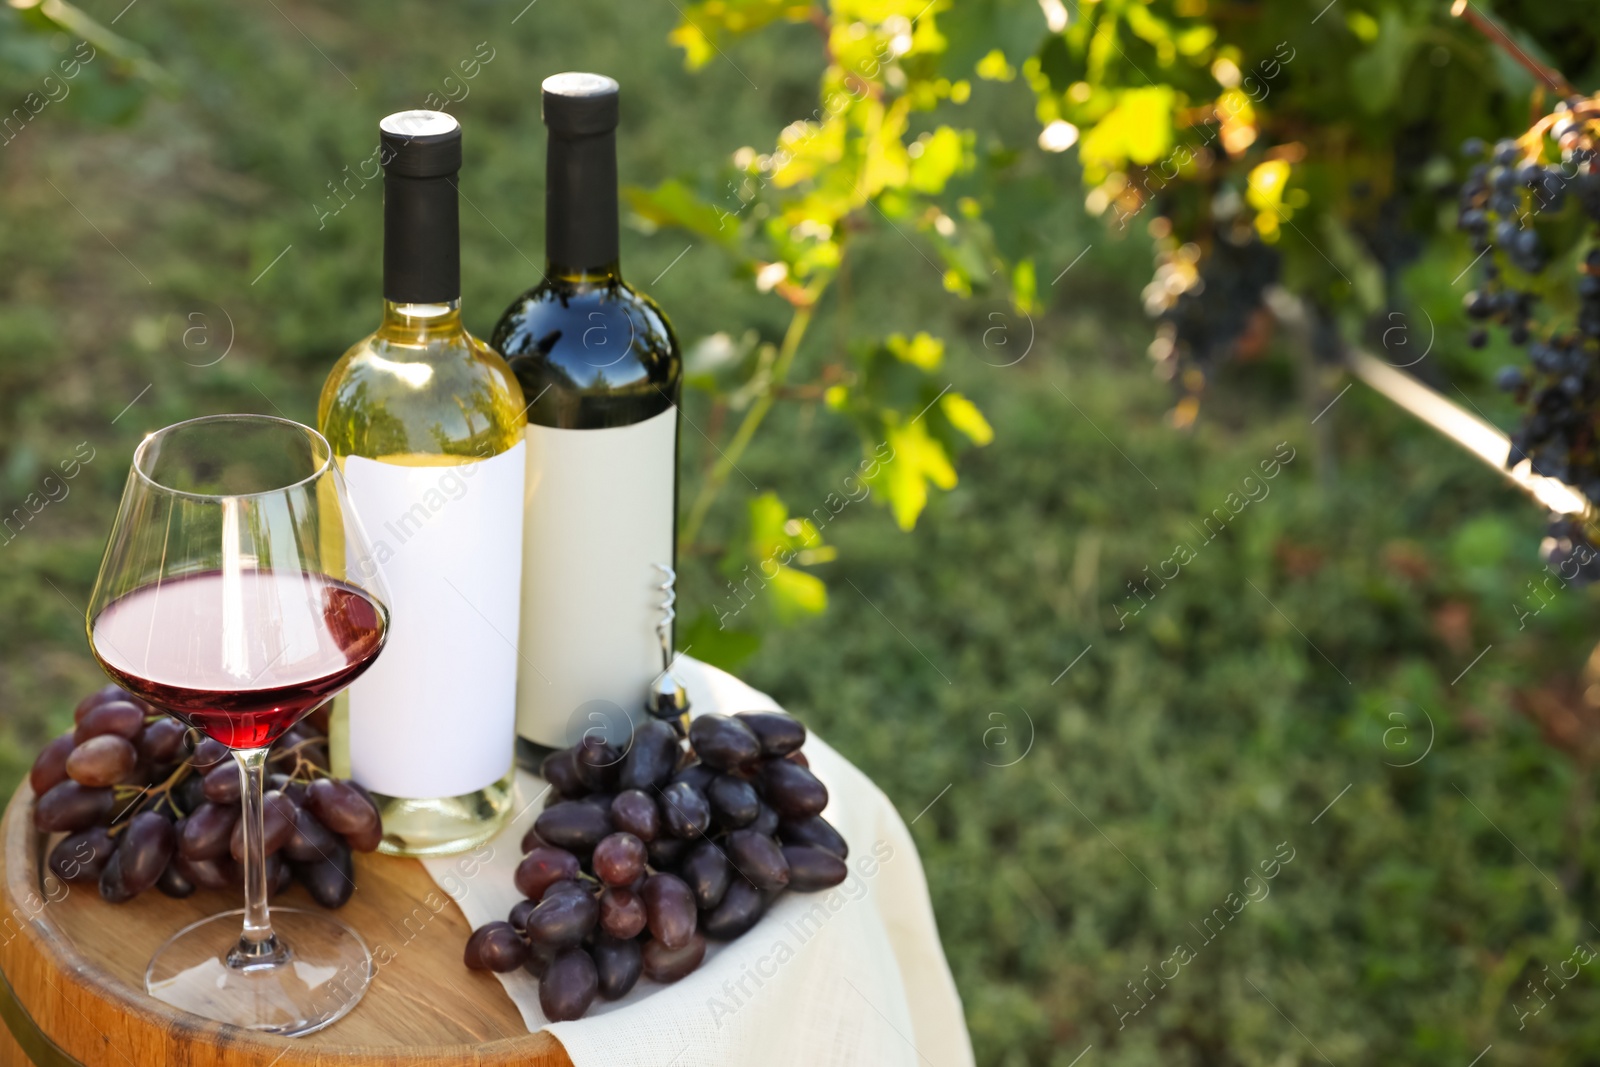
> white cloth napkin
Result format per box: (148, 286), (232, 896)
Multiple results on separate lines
(422, 657), (974, 1067)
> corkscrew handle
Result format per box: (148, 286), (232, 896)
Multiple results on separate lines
(646, 563), (689, 735)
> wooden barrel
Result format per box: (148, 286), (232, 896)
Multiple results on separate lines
(0, 782), (571, 1066)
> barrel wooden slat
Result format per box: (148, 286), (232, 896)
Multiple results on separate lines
(0, 783), (570, 1066)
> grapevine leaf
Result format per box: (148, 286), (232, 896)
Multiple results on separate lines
(940, 391), (994, 446)
(875, 417), (958, 531)
(1078, 86), (1176, 180)
(767, 566), (828, 621)
(887, 332), (944, 370)
(625, 179), (745, 251)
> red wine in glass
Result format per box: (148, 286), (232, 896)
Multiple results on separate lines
(91, 569), (386, 748)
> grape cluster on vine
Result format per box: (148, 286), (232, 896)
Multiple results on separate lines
(1457, 95), (1600, 570)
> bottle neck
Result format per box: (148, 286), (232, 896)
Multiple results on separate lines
(384, 173), (460, 304)
(545, 127), (620, 277)
(378, 299), (465, 344)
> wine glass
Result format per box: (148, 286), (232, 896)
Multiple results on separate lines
(86, 414), (391, 1036)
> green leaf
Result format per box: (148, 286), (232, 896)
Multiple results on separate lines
(1012, 258), (1037, 316)
(875, 417), (958, 530)
(1347, 8), (1415, 115)
(887, 332), (945, 371)
(908, 126), (968, 194)
(1078, 86), (1176, 178)
(768, 565), (828, 621)
(941, 391), (994, 446)
(625, 179), (743, 250)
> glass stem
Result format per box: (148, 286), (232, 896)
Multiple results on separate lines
(230, 746), (281, 965)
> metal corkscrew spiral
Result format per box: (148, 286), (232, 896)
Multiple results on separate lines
(645, 563), (690, 735)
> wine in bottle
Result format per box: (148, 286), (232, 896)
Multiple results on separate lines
(490, 73), (681, 760)
(319, 110), (526, 856)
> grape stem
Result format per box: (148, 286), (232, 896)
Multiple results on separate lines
(1450, 0), (1573, 98)
(111, 759), (194, 824)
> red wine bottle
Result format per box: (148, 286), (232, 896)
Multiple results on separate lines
(490, 73), (682, 759)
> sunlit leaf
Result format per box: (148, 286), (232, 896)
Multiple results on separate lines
(887, 331), (944, 370)
(875, 417), (958, 530)
(941, 391), (994, 445)
(1078, 85), (1176, 178)
(908, 125), (969, 194)
(626, 179), (744, 250)
(768, 565), (828, 621)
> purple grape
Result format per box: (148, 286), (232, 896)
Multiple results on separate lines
(284, 806), (342, 864)
(305, 778), (378, 836)
(515, 846), (581, 899)
(34, 780), (114, 833)
(591, 833), (647, 887)
(542, 879), (594, 902)
(779, 814), (848, 859)
(725, 830), (790, 891)
(599, 886), (648, 939)
(591, 933), (642, 1000)
(118, 811), (176, 897)
(679, 840), (732, 910)
(464, 921), (528, 972)
(525, 888), (599, 949)
(534, 800), (612, 852)
(74, 683), (128, 723)
(30, 734), (75, 796)
(510, 898), (539, 931)
(73, 700), (144, 744)
(201, 762), (241, 804)
(657, 781), (711, 840)
(641, 873), (697, 949)
(573, 735), (622, 793)
(749, 803), (780, 837)
(735, 710), (806, 755)
(618, 719), (680, 791)
(156, 861), (195, 898)
(540, 948), (598, 1021)
(641, 932), (706, 983)
(179, 801), (239, 862)
(757, 758), (828, 819)
(48, 827), (114, 883)
(294, 840), (354, 908)
(708, 774), (760, 829)
(688, 714), (762, 771)
(541, 747), (586, 797)
(610, 789), (660, 842)
(782, 845), (848, 891)
(137, 717), (189, 765)
(701, 878), (765, 940)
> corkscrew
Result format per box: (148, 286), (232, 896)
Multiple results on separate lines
(645, 563), (690, 736)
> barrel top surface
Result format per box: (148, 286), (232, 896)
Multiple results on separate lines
(0, 781), (571, 1066)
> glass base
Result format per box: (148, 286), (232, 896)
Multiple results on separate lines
(145, 907), (372, 1036)
(371, 767), (515, 857)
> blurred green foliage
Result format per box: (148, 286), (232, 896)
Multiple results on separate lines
(3, 1), (1600, 1065)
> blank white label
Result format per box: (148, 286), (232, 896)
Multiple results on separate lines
(517, 410), (676, 746)
(343, 443), (525, 798)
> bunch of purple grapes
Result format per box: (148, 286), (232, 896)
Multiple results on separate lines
(464, 711), (849, 1021)
(30, 684), (381, 907)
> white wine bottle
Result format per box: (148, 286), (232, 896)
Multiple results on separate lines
(319, 110), (526, 856)
(490, 74), (682, 761)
